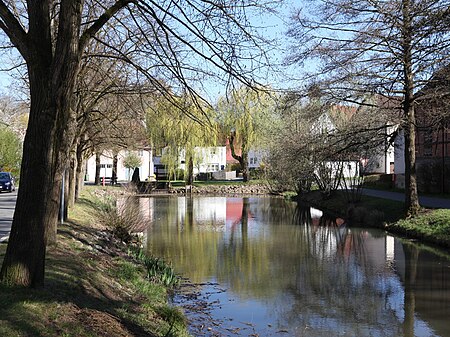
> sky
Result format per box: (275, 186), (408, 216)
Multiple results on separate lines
(0, 1), (301, 103)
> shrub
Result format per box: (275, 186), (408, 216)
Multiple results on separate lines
(89, 193), (146, 242)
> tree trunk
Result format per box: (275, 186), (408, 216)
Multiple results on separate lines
(94, 153), (101, 185)
(112, 153), (118, 185)
(74, 141), (85, 202)
(131, 167), (141, 186)
(63, 168), (70, 221)
(0, 1), (84, 287)
(68, 150), (77, 208)
(0, 65), (78, 286)
(402, 0), (420, 216)
(229, 133), (250, 182)
(241, 151), (249, 183)
(187, 155), (194, 185)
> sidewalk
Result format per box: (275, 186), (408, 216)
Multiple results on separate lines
(362, 188), (450, 209)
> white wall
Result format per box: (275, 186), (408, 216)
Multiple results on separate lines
(248, 149), (268, 169)
(320, 161), (360, 178)
(365, 124), (397, 174)
(86, 149), (153, 182)
(178, 146), (227, 173)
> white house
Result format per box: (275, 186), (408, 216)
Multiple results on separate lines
(363, 123), (398, 175)
(155, 146), (227, 178)
(312, 106), (398, 177)
(85, 148), (153, 182)
(248, 149), (268, 170)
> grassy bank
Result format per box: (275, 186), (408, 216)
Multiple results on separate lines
(0, 186), (189, 337)
(386, 209), (450, 248)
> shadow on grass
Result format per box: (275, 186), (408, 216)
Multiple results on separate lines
(0, 232), (158, 337)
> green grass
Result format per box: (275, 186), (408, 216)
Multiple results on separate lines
(388, 209), (450, 248)
(0, 186), (190, 337)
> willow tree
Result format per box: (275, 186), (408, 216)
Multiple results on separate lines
(287, 0), (450, 216)
(147, 95), (217, 185)
(217, 86), (276, 182)
(0, 0), (278, 287)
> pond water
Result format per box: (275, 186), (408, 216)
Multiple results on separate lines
(132, 195), (450, 337)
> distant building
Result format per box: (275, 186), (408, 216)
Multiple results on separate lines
(85, 148), (153, 182)
(154, 146), (227, 179)
(394, 66), (450, 193)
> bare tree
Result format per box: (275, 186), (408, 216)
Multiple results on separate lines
(268, 91), (397, 199)
(0, 0), (279, 287)
(286, 0), (450, 216)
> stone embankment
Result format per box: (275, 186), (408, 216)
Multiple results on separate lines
(168, 183), (271, 195)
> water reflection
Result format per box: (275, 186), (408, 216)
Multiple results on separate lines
(135, 196), (450, 336)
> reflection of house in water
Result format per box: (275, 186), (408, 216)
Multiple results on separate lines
(141, 196), (260, 235)
(142, 196), (248, 229)
(226, 198), (246, 228)
(190, 197), (227, 227)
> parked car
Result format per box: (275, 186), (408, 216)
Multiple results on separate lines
(0, 172), (15, 192)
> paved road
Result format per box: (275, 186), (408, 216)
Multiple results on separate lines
(362, 188), (450, 209)
(0, 189), (17, 242)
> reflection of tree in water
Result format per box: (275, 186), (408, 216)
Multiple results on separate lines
(144, 196), (449, 336)
(146, 196), (223, 282)
(218, 197), (279, 298)
(293, 205), (312, 226)
(277, 204), (404, 336)
(403, 242), (419, 337)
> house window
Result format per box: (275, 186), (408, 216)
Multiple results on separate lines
(207, 163), (219, 172)
(250, 157), (257, 165)
(138, 150), (144, 156)
(424, 130), (433, 156)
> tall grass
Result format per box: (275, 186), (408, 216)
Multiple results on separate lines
(88, 191), (180, 287)
(88, 192), (146, 242)
(128, 246), (180, 287)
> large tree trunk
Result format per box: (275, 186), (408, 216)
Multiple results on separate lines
(0, 71), (55, 287)
(229, 133), (250, 182)
(402, 0), (420, 216)
(0, 1), (83, 287)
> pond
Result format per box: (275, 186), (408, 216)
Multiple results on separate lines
(131, 195), (450, 337)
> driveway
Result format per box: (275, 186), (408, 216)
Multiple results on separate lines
(0, 189), (17, 242)
(362, 188), (450, 209)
